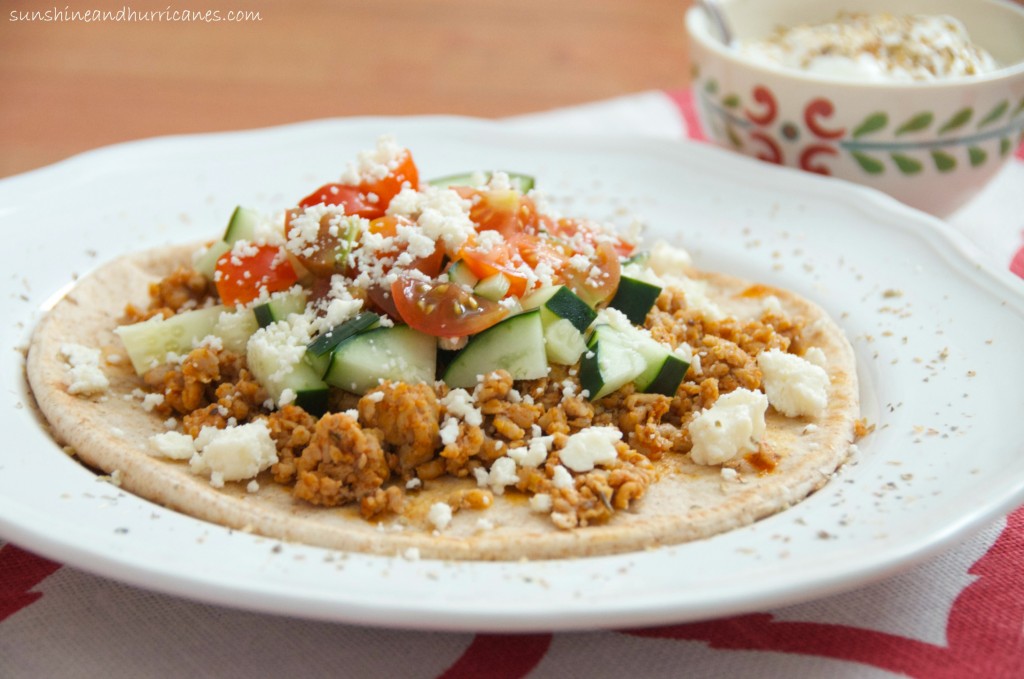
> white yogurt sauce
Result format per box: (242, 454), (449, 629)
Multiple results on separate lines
(740, 13), (999, 82)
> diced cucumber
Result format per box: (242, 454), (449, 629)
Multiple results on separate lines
(115, 305), (227, 375)
(634, 342), (689, 396)
(304, 311), (381, 377)
(474, 273), (510, 302)
(191, 206), (262, 281)
(253, 289), (308, 328)
(608, 276), (662, 325)
(623, 251), (650, 267)
(520, 285), (596, 333)
(212, 307), (259, 354)
(223, 206), (262, 243)
(579, 324), (646, 400)
(446, 260), (479, 288)
(544, 318), (587, 365)
(427, 172), (535, 193)
(193, 240), (231, 280)
(324, 325), (437, 395)
(247, 324), (329, 414)
(443, 311), (548, 389)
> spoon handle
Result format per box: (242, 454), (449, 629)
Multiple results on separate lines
(697, 0), (734, 46)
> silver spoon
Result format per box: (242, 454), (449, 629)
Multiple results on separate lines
(697, 0), (734, 46)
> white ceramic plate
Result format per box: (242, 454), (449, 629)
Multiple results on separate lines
(2, 117), (1023, 632)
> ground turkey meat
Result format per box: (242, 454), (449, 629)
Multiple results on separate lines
(124, 266), (212, 322)
(293, 412), (394, 513)
(265, 405), (318, 484)
(358, 382), (440, 474)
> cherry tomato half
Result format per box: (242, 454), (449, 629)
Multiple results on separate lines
(547, 217), (635, 258)
(557, 241), (622, 307)
(368, 215), (444, 278)
(391, 275), (508, 338)
(456, 237), (530, 298)
(454, 187), (539, 239)
(296, 184), (384, 219)
(215, 244), (299, 307)
(359, 149), (419, 207)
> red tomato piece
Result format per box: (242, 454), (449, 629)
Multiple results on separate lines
(215, 244), (299, 307)
(358, 149), (419, 207)
(547, 217), (635, 258)
(456, 238), (530, 298)
(454, 187), (539, 239)
(557, 241), (621, 306)
(296, 184), (384, 219)
(508, 233), (572, 272)
(391, 275), (508, 337)
(367, 215), (445, 278)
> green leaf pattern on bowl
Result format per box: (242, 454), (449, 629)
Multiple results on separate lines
(696, 80), (1024, 177)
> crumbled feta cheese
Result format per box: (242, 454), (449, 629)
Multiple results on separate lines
(141, 392), (164, 412)
(661, 274), (724, 320)
(386, 185), (475, 253)
(247, 480), (260, 493)
(405, 477), (422, 490)
(648, 241), (693, 275)
(473, 467), (489, 487)
(551, 464), (574, 489)
(757, 349), (830, 418)
(688, 388), (769, 465)
(189, 421), (278, 487)
(441, 388), (483, 427)
(762, 295), (784, 315)
(427, 502), (453, 531)
(804, 346), (828, 369)
(529, 493), (553, 513)
(508, 436), (553, 468)
(478, 457), (519, 495)
(558, 427), (621, 472)
(339, 134), (407, 185)
(403, 547), (421, 561)
(148, 431), (196, 460)
(721, 467), (740, 482)
(439, 417), (460, 446)
(245, 320), (312, 407)
(60, 343), (109, 396)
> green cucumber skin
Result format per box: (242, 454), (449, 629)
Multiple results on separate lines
(193, 240), (232, 280)
(306, 312), (381, 358)
(543, 286), (597, 332)
(443, 310), (547, 389)
(608, 276), (662, 326)
(427, 172), (536, 193)
(252, 290), (308, 329)
(304, 312), (382, 378)
(253, 305), (275, 328)
(324, 325), (437, 395)
(639, 355), (689, 396)
(223, 206), (261, 243)
(294, 388), (329, 416)
(578, 346), (603, 399)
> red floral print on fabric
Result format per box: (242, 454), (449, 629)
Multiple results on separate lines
(438, 633), (552, 679)
(625, 507), (1024, 679)
(0, 544), (61, 622)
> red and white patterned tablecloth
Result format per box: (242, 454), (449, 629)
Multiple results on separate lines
(3, 91), (1023, 679)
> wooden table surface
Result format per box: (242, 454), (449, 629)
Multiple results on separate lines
(1, 0), (694, 178)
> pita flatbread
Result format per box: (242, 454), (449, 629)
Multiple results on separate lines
(27, 243), (858, 560)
